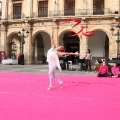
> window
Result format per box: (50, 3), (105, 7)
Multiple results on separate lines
(93, 0), (104, 15)
(13, 3), (22, 19)
(38, 1), (48, 17)
(64, 0), (75, 16)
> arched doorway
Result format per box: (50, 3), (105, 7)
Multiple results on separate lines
(88, 30), (109, 60)
(59, 31), (80, 63)
(32, 31), (51, 64)
(7, 33), (21, 59)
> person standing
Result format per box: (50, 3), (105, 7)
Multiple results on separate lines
(85, 49), (92, 71)
(17, 54), (21, 65)
(47, 37), (80, 90)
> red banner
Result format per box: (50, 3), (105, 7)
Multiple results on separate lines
(57, 18), (95, 37)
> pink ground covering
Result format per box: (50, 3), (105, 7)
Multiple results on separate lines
(0, 72), (120, 120)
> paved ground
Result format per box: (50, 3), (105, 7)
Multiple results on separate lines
(0, 64), (97, 76)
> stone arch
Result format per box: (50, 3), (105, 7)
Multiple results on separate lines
(58, 29), (81, 41)
(7, 31), (19, 43)
(88, 27), (112, 41)
(6, 32), (21, 59)
(32, 30), (51, 43)
(58, 29), (80, 63)
(88, 28), (111, 60)
(31, 31), (51, 64)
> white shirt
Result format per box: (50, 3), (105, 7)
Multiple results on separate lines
(47, 48), (61, 69)
(85, 53), (92, 60)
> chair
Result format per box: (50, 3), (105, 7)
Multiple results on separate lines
(96, 59), (102, 66)
(77, 59), (87, 71)
(68, 61), (72, 70)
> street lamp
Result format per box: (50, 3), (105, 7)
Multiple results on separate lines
(18, 28), (29, 65)
(110, 24), (120, 57)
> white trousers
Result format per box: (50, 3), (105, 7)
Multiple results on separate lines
(48, 64), (63, 87)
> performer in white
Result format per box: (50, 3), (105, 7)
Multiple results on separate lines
(47, 35), (80, 90)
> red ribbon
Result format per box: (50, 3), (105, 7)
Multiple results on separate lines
(57, 18), (95, 37)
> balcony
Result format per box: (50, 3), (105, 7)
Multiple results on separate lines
(8, 14), (26, 20)
(64, 10), (75, 16)
(33, 11), (48, 18)
(13, 14), (21, 19)
(49, 8), (110, 17)
(49, 10), (75, 16)
(4, 8), (116, 21)
(38, 11), (48, 17)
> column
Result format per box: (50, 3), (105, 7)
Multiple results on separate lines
(52, 25), (58, 47)
(30, 0), (33, 18)
(80, 35), (88, 59)
(109, 35), (117, 59)
(2, 0), (8, 20)
(0, 25), (8, 55)
(24, 23), (33, 64)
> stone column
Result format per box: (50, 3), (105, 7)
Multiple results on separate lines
(109, 35), (117, 59)
(2, 0), (8, 20)
(79, 25), (88, 59)
(80, 35), (88, 59)
(30, 0), (33, 18)
(52, 25), (58, 47)
(0, 24), (8, 57)
(24, 22), (33, 64)
(33, 0), (38, 17)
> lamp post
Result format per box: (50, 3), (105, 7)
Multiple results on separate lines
(110, 24), (120, 57)
(18, 28), (29, 65)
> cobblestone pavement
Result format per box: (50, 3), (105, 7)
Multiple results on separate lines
(0, 64), (97, 76)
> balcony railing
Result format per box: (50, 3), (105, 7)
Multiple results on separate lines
(49, 8), (110, 17)
(93, 8), (105, 15)
(13, 14), (21, 19)
(38, 11), (48, 17)
(5, 8), (113, 20)
(8, 14), (26, 20)
(33, 11), (48, 18)
(64, 10), (75, 16)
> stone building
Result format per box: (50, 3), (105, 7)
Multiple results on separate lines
(0, 0), (120, 64)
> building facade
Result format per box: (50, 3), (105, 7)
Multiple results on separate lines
(0, 0), (120, 64)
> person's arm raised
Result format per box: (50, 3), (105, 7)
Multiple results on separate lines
(58, 51), (80, 57)
(51, 29), (56, 49)
(51, 37), (56, 49)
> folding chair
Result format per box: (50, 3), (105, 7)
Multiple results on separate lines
(77, 59), (87, 71)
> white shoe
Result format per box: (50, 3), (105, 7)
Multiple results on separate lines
(47, 87), (52, 90)
(60, 84), (64, 88)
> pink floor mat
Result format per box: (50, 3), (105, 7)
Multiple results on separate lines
(0, 72), (120, 120)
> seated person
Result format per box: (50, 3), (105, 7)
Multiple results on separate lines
(97, 62), (109, 77)
(111, 63), (120, 78)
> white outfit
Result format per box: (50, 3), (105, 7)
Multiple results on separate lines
(47, 48), (63, 87)
(85, 53), (92, 60)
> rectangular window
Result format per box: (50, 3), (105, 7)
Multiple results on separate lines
(64, 0), (75, 16)
(93, 0), (104, 15)
(38, 1), (48, 17)
(13, 3), (22, 19)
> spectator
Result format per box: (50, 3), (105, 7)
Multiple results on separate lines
(42, 55), (47, 64)
(111, 63), (119, 78)
(85, 49), (92, 71)
(17, 54), (21, 65)
(97, 62), (109, 77)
